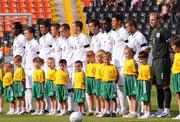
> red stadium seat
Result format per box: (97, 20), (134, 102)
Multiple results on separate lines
(26, 0), (33, 2)
(36, 13), (44, 19)
(44, 7), (52, 13)
(32, 18), (36, 25)
(9, 2), (17, 8)
(44, 13), (52, 19)
(27, 3), (34, 8)
(27, 7), (35, 13)
(2, 8), (9, 13)
(18, 3), (26, 8)
(36, 8), (43, 14)
(35, 1), (42, 8)
(19, 8), (27, 13)
(9, 8), (17, 13)
(43, 1), (50, 7)
(1, 3), (8, 8)
(1, 0), (8, 2)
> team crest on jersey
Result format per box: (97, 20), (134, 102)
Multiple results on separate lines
(156, 33), (160, 38)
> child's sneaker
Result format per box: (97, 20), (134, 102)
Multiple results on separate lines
(100, 113), (110, 117)
(151, 109), (163, 117)
(86, 112), (94, 116)
(123, 112), (137, 118)
(38, 110), (44, 115)
(138, 114), (151, 119)
(31, 110), (39, 115)
(18, 110), (26, 115)
(6, 110), (15, 115)
(110, 112), (116, 117)
(157, 111), (170, 118)
(172, 114), (180, 120)
(14, 109), (21, 114)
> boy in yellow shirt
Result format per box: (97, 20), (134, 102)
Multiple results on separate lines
(100, 52), (118, 117)
(13, 55), (26, 115)
(31, 57), (45, 115)
(73, 60), (86, 115)
(0, 59), (3, 113)
(55, 59), (69, 116)
(136, 51), (152, 119)
(3, 62), (15, 115)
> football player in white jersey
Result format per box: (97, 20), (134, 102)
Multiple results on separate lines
(24, 26), (39, 113)
(11, 22), (26, 66)
(39, 20), (54, 113)
(112, 14), (129, 115)
(50, 23), (62, 69)
(59, 23), (75, 113)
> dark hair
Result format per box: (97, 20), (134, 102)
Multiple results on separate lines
(171, 35), (180, 47)
(51, 23), (60, 30)
(75, 60), (83, 66)
(12, 22), (23, 33)
(112, 13), (123, 22)
(138, 51), (149, 59)
(4, 62), (12, 69)
(60, 23), (70, 30)
(125, 19), (137, 28)
(33, 57), (44, 65)
(103, 17), (112, 24)
(59, 59), (67, 65)
(125, 46), (135, 56)
(14, 55), (22, 62)
(40, 20), (50, 28)
(103, 51), (112, 58)
(74, 21), (83, 31)
(24, 26), (35, 37)
(88, 18), (100, 28)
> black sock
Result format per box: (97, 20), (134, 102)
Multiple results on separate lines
(157, 87), (164, 109)
(164, 88), (171, 108)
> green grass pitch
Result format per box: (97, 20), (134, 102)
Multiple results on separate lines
(0, 86), (179, 122)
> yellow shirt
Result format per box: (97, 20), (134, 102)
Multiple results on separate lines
(0, 68), (2, 81)
(13, 67), (25, 82)
(74, 71), (85, 89)
(86, 63), (96, 77)
(137, 64), (151, 81)
(172, 53), (180, 74)
(33, 69), (45, 83)
(95, 63), (104, 80)
(101, 65), (118, 82)
(55, 70), (69, 85)
(3, 72), (13, 88)
(124, 59), (138, 75)
(46, 69), (56, 81)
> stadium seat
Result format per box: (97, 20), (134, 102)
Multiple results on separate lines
(43, 1), (50, 8)
(36, 8), (43, 14)
(34, 1), (43, 8)
(36, 13), (44, 19)
(27, 2), (34, 8)
(1, 2), (8, 8)
(18, 3), (26, 8)
(27, 7), (35, 13)
(9, 2), (17, 8)
(44, 13), (52, 19)
(1, 8), (9, 13)
(9, 8), (18, 13)
(19, 8), (27, 13)
(44, 7), (52, 13)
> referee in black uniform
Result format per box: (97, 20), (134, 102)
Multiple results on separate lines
(149, 11), (172, 117)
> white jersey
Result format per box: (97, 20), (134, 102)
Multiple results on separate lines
(102, 30), (116, 53)
(127, 30), (147, 62)
(60, 36), (74, 67)
(51, 37), (62, 67)
(13, 33), (26, 57)
(39, 32), (54, 62)
(112, 26), (129, 67)
(24, 39), (39, 69)
(90, 32), (103, 53)
(73, 33), (90, 62)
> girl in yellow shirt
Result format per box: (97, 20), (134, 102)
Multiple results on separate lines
(171, 36), (180, 119)
(45, 57), (57, 115)
(123, 47), (138, 118)
(32, 57), (45, 115)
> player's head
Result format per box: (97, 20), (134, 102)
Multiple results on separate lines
(51, 23), (60, 38)
(74, 60), (83, 72)
(149, 11), (161, 28)
(33, 57), (44, 68)
(112, 13), (123, 30)
(70, 112), (82, 122)
(39, 20), (50, 35)
(138, 51), (149, 65)
(24, 26), (35, 40)
(59, 59), (67, 71)
(60, 23), (70, 39)
(102, 17), (112, 32)
(171, 35), (180, 53)
(72, 21), (83, 34)
(11, 22), (23, 36)
(125, 19), (137, 34)
(3, 62), (12, 73)
(88, 18), (100, 35)
(86, 50), (95, 63)
(103, 51), (112, 65)
(47, 57), (55, 69)
(95, 49), (105, 63)
(13, 55), (22, 67)
(124, 46), (135, 60)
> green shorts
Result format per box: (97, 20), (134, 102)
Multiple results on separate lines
(95, 79), (102, 96)
(172, 73), (180, 93)
(32, 82), (44, 99)
(136, 80), (151, 102)
(73, 89), (85, 104)
(152, 58), (171, 85)
(0, 80), (3, 95)
(102, 81), (117, 99)
(85, 77), (96, 94)
(45, 80), (55, 97)
(13, 81), (25, 98)
(4, 86), (15, 103)
(55, 85), (68, 102)
(124, 75), (137, 96)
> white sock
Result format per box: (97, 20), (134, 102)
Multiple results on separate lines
(45, 97), (51, 110)
(27, 89), (33, 110)
(86, 94), (90, 112)
(17, 107), (21, 111)
(67, 93), (73, 111)
(107, 111), (110, 114)
(0, 107), (2, 112)
(117, 86), (126, 112)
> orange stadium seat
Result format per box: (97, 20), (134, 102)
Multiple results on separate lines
(27, 3), (34, 8)
(9, 8), (17, 13)
(2, 8), (9, 13)
(19, 8), (27, 13)
(36, 8), (43, 13)
(1, 0), (8, 2)
(44, 13), (52, 19)
(1, 3), (8, 8)
(9, 2), (17, 8)
(26, 0), (33, 2)
(44, 7), (52, 13)
(18, 3), (26, 8)
(27, 7), (35, 13)
(35, 1), (43, 7)
(36, 13), (44, 19)
(43, 1), (50, 7)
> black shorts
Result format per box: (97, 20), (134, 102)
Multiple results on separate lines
(152, 58), (171, 86)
